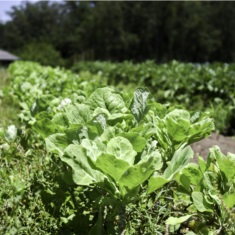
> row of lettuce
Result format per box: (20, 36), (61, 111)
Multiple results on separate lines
(72, 60), (235, 135)
(0, 61), (235, 234)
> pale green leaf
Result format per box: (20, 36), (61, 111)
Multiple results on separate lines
(192, 192), (213, 212)
(81, 139), (104, 161)
(223, 193), (235, 208)
(63, 144), (105, 185)
(87, 87), (127, 114)
(185, 232), (196, 235)
(119, 156), (155, 191)
(119, 132), (146, 152)
(181, 164), (202, 186)
(198, 156), (207, 173)
(45, 133), (68, 156)
(148, 175), (169, 194)
(216, 150), (235, 181)
(52, 113), (69, 127)
(107, 136), (137, 165)
(188, 117), (214, 144)
(95, 154), (130, 182)
(164, 146), (193, 180)
(165, 109), (190, 142)
(166, 214), (193, 225)
(64, 104), (91, 124)
(131, 88), (150, 122)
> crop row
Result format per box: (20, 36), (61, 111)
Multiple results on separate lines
(72, 60), (235, 135)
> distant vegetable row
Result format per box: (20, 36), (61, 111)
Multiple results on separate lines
(8, 60), (235, 136)
(72, 60), (235, 135)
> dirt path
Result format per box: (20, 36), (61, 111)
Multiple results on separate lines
(191, 133), (235, 161)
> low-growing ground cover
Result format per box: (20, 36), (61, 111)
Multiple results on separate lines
(0, 61), (235, 234)
(0, 68), (19, 127)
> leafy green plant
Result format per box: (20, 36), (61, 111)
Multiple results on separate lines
(72, 60), (235, 134)
(33, 87), (214, 234)
(170, 147), (235, 234)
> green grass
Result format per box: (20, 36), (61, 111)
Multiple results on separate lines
(0, 68), (19, 127)
(0, 130), (60, 234)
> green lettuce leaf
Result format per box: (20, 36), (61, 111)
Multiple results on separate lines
(164, 146), (193, 180)
(63, 144), (105, 185)
(87, 87), (127, 114)
(95, 154), (130, 182)
(131, 88), (150, 122)
(106, 136), (137, 165)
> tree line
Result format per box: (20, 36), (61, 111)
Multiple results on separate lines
(0, 1), (234, 66)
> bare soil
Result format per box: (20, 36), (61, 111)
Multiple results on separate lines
(191, 133), (235, 162)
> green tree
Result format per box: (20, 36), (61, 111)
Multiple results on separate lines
(19, 42), (64, 67)
(0, 1), (235, 63)
(1, 1), (62, 51)
(211, 2), (235, 61)
(56, 1), (92, 61)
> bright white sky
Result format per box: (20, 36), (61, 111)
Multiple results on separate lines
(0, 0), (62, 22)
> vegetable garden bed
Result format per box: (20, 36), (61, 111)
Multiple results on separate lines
(0, 61), (235, 234)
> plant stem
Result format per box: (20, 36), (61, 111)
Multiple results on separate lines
(118, 205), (126, 235)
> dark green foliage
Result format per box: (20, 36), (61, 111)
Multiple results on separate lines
(19, 42), (64, 67)
(1, 2), (235, 64)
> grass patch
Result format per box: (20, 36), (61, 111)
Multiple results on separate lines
(0, 68), (19, 127)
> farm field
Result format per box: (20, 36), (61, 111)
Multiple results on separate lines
(0, 61), (235, 234)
